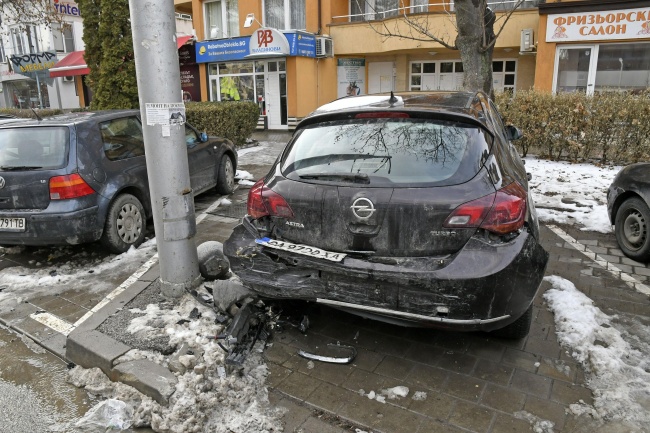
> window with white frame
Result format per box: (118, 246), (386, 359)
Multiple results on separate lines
(410, 61), (464, 91)
(411, 0), (428, 14)
(264, 0), (306, 30)
(52, 22), (75, 53)
(10, 25), (42, 55)
(492, 60), (516, 93)
(205, 0), (239, 39)
(350, 0), (399, 22)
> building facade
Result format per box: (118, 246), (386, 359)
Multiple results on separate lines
(0, 1), (84, 110)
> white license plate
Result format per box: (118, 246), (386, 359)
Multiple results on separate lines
(255, 237), (346, 262)
(0, 218), (25, 232)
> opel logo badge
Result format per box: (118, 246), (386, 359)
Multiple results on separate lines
(0, 177), (5, 189)
(351, 197), (375, 220)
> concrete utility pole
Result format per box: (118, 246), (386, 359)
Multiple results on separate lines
(129, 0), (200, 297)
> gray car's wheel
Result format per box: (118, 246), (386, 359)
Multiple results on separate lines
(615, 197), (650, 262)
(100, 193), (146, 254)
(215, 155), (235, 195)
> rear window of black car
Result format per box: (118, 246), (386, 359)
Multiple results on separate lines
(0, 126), (69, 169)
(281, 118), (491, 187)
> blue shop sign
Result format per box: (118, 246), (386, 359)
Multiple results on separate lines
(196, 31), (316, 63)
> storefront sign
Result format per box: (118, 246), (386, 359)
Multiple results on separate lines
(337, 58), (366, 98)
(547, 7), (650, 42)
(179, 45), (200, 102)
(53, 0), (81, 17)
(9, 51), (57, 73)
(196, 31), (316, 63)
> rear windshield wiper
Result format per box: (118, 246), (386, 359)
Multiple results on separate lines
(299, 172), (370, 184)
(0, 166), (43, 171)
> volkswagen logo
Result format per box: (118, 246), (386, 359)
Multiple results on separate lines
(0, 177), (5, 189)
(351, 197), (375, 220)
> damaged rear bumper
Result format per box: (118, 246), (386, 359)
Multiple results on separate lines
(224, 217), (549, 332)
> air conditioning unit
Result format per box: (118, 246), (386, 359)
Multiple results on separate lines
(315, 36), (333, 58)
(520, 29), (534, 52)
(62, 75), (75, 83)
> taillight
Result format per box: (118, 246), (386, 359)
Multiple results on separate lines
(444, 182), (526, 235)
(49, 174), (95, 200)
(247, 179), (294, 219)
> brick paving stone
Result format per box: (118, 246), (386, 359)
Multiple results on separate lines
(536, 357), (577, 383)
(299, 356), (354, 386)
(306, 381), (347, 414)
(298, 416), (350, 433)
(351, 348), (384, 373)
(597, 253), (621, 263)
(432, 331), (472, 352)
(550, 380), (594, 406)
(407, 392), (455, 420)
(528, 320), (551, 340)
(374, 355), (416, 381)
(524, 336), (562, 359)
(342, 368), (388, 394)
(436, 351), (478, 374)
(480, 383), (526, 412)
(337, 391), (423, 433)
(266, 362), (293, 388)
(466, 338), (507, 362)
(448, 400), (494, 433)
(490, 413), (535, 433)
(633, 266), (650, 277)
(472, 359), (514, 386)
(269, 392), (312, 433)
(405, 363), (450, 392)
(501, 347), (540, 372)
(614, 263), (634, 274)
(402, 341), (443, 366)
(524, 395), (567, 430)
(510, 370), (552, 399)
(416, 417), (466, 433)
(265, 340), (296, 365)
(275, 371), (323, 401)
(443, 372), (486, 402)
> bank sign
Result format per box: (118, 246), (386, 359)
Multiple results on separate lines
(547, 7), (650, 42)
(195, 30), (316, 63)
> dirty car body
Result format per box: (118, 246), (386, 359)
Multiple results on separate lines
(0, 110), (237, 253)
(224, 92), (549, 338)
(607, 162), (650, 263)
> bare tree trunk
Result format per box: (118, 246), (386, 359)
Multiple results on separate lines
(455, 0), (496, 97)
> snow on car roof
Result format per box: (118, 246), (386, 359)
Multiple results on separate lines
(314, 95), (404, 112)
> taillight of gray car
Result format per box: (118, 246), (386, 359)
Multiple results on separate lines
(224, 92), (549, 338)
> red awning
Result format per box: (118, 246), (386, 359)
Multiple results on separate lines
(49, 51), (89, 78)
(177, 35), (193, 49)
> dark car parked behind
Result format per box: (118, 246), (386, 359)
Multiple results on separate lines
(224, 91), (549, 339)
(0, 110), (237, 253)
(607, 162), (650, 263)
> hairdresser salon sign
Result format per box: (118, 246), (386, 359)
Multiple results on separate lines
(547, 7), (650, 42)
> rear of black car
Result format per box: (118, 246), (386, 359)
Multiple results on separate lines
(0, 122), (103, 245)
(225, 102), (548, 337)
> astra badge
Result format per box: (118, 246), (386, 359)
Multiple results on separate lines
(351, 197), (375, 220)
(285, 221), (304, 228)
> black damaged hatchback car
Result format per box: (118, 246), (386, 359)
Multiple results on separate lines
(224, 91), (549, 338)
(0, 110), (237, 253)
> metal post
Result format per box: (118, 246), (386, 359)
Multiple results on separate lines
(129, 0), (201, 298)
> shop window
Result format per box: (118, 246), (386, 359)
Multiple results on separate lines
(52, 23), (75, 53)
(265, 0), (305, 30)
(350, 0), (399, 22)
(205, 0), (239, 39)
(595, 43), (650, 93)
(10, 25), (42, 55)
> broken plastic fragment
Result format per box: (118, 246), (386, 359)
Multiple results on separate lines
(298, 343), (357, 364)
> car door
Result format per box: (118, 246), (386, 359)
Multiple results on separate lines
(185, 124), (218, 195)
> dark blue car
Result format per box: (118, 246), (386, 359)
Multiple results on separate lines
(0, 110), (237, 253)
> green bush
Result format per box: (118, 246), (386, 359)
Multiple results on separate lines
(185, 101), (259, 147)
(0, 108), (64, 118)
(495, 90), (650, 164)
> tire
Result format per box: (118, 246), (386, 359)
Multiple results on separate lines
(215, 155), (235, 195)
(100, 194), (146, 254)
(491, 304), (533, 339)
(615, 197), (650, 262)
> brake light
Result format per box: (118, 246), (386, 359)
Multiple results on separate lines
(49, 174), (95, 200)
(355, 112), (410, 118)
(444, 182), (526, 235)
(247, 179), (294, 219)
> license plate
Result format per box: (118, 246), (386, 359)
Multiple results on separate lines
(0, 218), (25, 232)
(255, 237), (346, 262)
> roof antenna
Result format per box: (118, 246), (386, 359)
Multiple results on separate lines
(30, 107), (43, 121)
(388, 91), (398, 105)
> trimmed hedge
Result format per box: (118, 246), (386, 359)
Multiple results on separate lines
(185, 101), (259, 147)
(495, 90), (650, 165)
(0, 108), (64, 118)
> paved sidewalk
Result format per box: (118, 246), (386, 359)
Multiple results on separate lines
(1, 131), (648, 432)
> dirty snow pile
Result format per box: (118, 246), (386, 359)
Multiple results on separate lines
(524, 157), (620, 233)
(68, 295), (284, 433)
(543, 275), (650, 430)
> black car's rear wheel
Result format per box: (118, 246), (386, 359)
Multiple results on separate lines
(101, 193), (146, 254)
(215, 155), (235, 195)
(491, 304), (533, 339)
(615, 197), (650, 262)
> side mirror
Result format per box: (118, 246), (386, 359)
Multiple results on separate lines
(200, 132), (208, 142)
(506, 125), (523, 141)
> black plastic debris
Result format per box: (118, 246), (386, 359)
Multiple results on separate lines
(216, 302), (270, 367)
(298, 343), (357, 364)
(176, 319), (190, 325)
(189, 307), (201, 320)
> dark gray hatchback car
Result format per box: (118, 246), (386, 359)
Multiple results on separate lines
(224, 91), (549, 339)
(0, 110), (237, 253)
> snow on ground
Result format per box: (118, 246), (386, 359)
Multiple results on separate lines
(525, 157), (620, 233)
